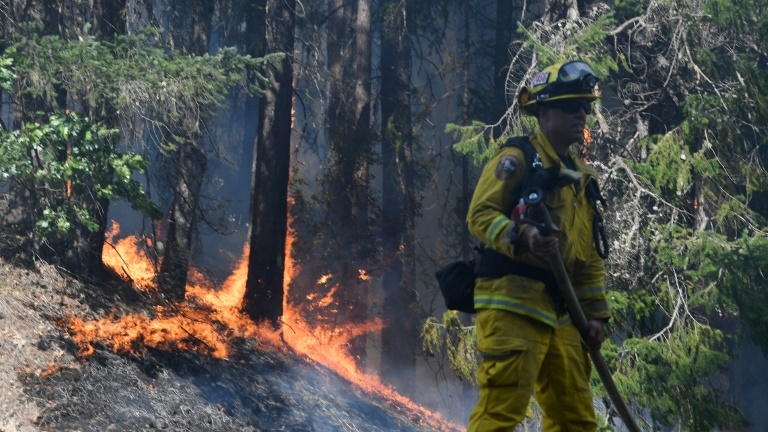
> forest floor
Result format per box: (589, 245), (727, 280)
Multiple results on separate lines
(0, 252), (449, 432)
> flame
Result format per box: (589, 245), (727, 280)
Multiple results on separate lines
(62, 211), (460, 431)
(580, 127), (592, 164)
(358, 269), (370, 281)
(279, 210), (461, 431)
(102, 221), (159, 290)
(66, 220), (281, 359)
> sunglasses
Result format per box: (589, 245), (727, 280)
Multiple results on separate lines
(543, 99), (593, 115)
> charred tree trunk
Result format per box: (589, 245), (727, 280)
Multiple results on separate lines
(491, 0), (513, 131)
(240, 1), (266, 177)
(243, 0), (295, 327)
(77, 0), (129, 277)
(158, 0), (214, 301)
(459, 1), (478, 420)
(379, 0), (419, 397)
(459, 0), (473, 261)
(323, 0), (373, 367)
(94, 0), (127, 37)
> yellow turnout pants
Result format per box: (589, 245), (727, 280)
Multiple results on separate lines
(468, 309), (598, 432)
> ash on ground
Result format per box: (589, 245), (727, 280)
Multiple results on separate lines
(0, 257), (445, 432)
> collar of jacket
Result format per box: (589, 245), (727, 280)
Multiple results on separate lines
(531, 130), (599, 181)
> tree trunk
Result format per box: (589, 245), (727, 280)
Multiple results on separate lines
(240, 0), (266, 178)
(379, 0), (418, 397)
(459, 1), (476, 421)
(94, 0), (127, 37)
(78, 0), (128, 277)
(243, 0), (295, 327)
(322, 0), (373, 368)
(157, 0), (214, 301)
(544, 0), (579, 23)
(491, 0), (513, 131)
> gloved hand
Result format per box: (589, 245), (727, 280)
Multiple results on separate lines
(520, 225), (559, 258)
(585, 319), (606, 350)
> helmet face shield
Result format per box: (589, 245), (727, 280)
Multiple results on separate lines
(558, 61), (597, 84)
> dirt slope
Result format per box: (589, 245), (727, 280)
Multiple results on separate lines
(0, 258), (447, 432)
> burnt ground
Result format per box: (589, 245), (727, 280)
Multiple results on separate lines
(0, 256), (453, 432)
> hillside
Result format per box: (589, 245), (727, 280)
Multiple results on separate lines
(0, 256), (456, 432)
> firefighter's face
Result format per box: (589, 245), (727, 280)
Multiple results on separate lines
(539, 98), (589, 150)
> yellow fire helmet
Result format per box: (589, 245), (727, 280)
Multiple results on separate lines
(517, 60), (600, 116)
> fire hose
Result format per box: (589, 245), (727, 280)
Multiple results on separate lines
(520, 187), (644, 432)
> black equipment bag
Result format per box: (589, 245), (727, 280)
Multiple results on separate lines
(435, 258), (477, 314)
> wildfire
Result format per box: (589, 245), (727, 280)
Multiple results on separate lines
(102, 221), (159, 290)
(580, 127), (592, 163)
(62, 216), (460, 431)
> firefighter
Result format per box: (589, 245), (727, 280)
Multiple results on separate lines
(466, 60), (611, 431)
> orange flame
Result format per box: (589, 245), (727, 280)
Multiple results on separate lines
(279, 210), (461, 431)
(102, 221), (159, 290)
(581, 127), (592, 164)
(358, 269), (370, 281)
(63, 211), (460, 431)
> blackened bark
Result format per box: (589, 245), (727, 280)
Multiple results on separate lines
(78, 0), (128, 277)
(379, 0), (418, 397)
(323, 0), (373, 367)
(94, 0), (127, 37)
(491, 0), (513, 131)
(460, 0), (473, 260)
(159, 140), (207, 300)
(243, 0), (295, 327)
(241, 1), (266, 167)
(349, 0), (373, 362)
(158, 0), (214, 301)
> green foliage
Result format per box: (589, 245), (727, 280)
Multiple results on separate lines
(0, 26), (279, 265)
(607, 328), (747, 430)
(516, 16), (618, 80)
(614, 0), (650, 22)
(0, 56), (14, 93)
(446, 118), (541, 166)
(629, 132), (692, 201)
(688, 231), (768, 351)
(569, 15), (620, 77)
(9, 27), (280, 148)
(421, 311), (477, 384)
(703, 0), (768, 40)
(618, 207), (764, 430)
(605, 287), (658, 336)
(0, 112), (161, 239)
(445, 121), (494, 166)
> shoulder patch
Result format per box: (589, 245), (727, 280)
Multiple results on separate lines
(531, 71), (550, 86)
(495, 155), (519, 181)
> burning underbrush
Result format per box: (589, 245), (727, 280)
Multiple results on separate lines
(0, 225), (461, 431)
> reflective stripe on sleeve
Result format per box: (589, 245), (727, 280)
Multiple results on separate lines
(583, 299), (611, 317)
(575, 284), (605, 298)
(486, 215), (510, 249)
